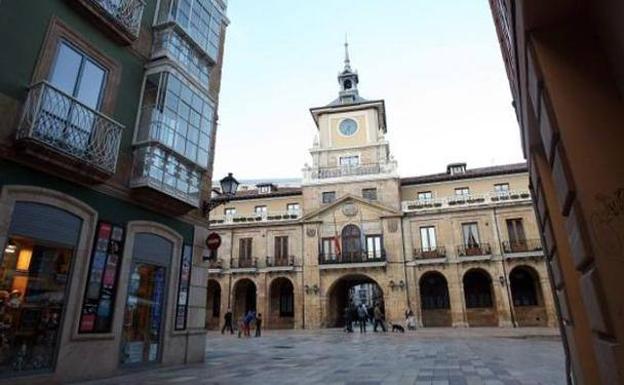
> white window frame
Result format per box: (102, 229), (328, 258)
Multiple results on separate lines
(455, 187), (470, 197)
(420, 226), (437, 251)
(417, 191), (433, 202)
(366, 235), (383, 259)
(339, 155), (360, 167)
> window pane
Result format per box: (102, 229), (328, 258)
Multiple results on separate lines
(50, 42), (82, 95)
(428, 227), (437, 249)
(76, 59), (106, 109)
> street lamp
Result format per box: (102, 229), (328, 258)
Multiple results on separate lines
(202, 173), (239, 216)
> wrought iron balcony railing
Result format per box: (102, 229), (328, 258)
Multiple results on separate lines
(413, 246), (447, 260)
(207, 258), (224, 269)
(89, 0), (145, 38)
(230, 257), (257, 269)
(303, 160), (398, 182)
(17, 81), (123, 175)
(501, 239), (543, 254)
(457, 243), (492, 257)
(266, 255), (295, 267)
(209, 211), (301, 225)
(402, 190), (531, 212)
(319, 251), (386, 265)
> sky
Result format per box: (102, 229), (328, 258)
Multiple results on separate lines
(212, 0), (524, 181)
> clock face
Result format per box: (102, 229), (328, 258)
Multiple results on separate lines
(339, 118), (358, 136)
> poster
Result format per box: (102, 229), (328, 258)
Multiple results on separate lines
(175, 244), (192, 330)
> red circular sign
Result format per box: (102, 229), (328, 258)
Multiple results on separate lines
(205, 233), (222, 251)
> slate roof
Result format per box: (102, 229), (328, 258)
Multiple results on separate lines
(211, 187), (302, 202)
(400, 163), (528, 186)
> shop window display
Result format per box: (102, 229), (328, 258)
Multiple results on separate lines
(0, 237), (72, 375)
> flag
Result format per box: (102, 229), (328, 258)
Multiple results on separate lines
(333, 211), (341, 258)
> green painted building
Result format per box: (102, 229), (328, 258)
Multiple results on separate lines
(0, 0), (229, 382)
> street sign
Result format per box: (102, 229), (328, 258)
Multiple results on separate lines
(205, 232), (222, 251)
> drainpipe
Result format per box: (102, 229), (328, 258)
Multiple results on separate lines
(399, 215), (411, 313)
(493, 206), (517, 327)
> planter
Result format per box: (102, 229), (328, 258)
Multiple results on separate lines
(491, 197), (500, 201)
(510, 194), (520, 199)
(520, 193), (530, 198)
(434, 202), (442, 207)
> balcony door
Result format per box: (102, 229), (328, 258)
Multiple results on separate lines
(45, 40), (107, 152)
(506, 218), (527, 251)
(341, 224), (362, 262)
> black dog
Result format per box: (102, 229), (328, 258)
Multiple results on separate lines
(390, 323), (405, 333)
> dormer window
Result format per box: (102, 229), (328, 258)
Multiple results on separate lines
(447, 163), (467, 175)
(257, 183), (276, 194)
(344, 79), (352, 90)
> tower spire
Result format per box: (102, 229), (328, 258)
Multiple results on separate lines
(344, 34), (351, 71)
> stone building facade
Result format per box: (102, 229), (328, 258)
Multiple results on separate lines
(0, 1), (228, 383)
(490, 1), (624, 384)
(206, 45), (557, 331)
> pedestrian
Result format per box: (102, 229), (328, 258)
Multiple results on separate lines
(243, 310), (254, 337)
(405, 308), (416, 330)
(373, 303), (387, 332)
(237, 316), (244, 338)
(343, 306), (353, 332)
(255, 313), (262, 337)
(357, 303), (368, 333)
(221, 307), (234, 334)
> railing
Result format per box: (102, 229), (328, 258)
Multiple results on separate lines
(457, 243), (492, 257)
(413, 246), (447, 260)
(501, 239), (543, 254)
(402, 190), (531, 212)
(319, 251), (386, 265)
(230, 257), (257, 269)
(266, 255), (295, 267)
(17, 81), (123, 175)
(303, 160), (398, 182)
(89, 0), (145, 38)
(208, 258), (224, 269)
(209, 212), (301, 225)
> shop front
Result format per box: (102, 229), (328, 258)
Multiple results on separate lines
(0, 186), (201, 384)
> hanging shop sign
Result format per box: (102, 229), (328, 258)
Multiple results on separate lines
(78, 222), (125, 333)
(175, 244), (193, 330)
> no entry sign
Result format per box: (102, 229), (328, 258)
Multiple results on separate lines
(205, 232), (222, 251)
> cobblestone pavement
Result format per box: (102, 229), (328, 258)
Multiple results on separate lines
(77, 328), (565, 385)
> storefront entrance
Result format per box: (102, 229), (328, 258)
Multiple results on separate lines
(120, 233), (172, 366)
(0, 202), (81, 376)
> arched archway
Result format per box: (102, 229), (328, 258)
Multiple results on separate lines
(268, 277), (295, 329)
(232, 278), (256, 321)
(510, 266), (547, 326)
(419, 271), (451, 327)
(341, 224), (362, 262)
(325, 274), (384, 328)
(463, 268), (498, 326)
(205, 280), (221, 330)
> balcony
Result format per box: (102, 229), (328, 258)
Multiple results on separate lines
(402, 190), (531, 212)
(502, 239), (543, 258)
(319, 251), (387, 269)
(266, 255), (294, 268)
(207, 258), (224, 273)
(230, 257), (258, 270)
(413, 246), (447, 260)
(16, 81), (123, 178)
(303, 160), (398, 184)
(457, 243), (492, 260)
(209, 211), (301, 226)
(75, 0), (145, 42)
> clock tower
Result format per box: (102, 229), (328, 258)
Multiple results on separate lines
(302, 41), (399, 209)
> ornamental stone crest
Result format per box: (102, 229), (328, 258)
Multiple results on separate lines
(306, 227), (317, 237)
(342, 202), (358, 217)
(388, 219), (399, 233)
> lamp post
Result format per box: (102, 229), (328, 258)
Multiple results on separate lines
(202, 173), (239, 216)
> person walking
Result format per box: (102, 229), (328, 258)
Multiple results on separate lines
(343, 306), (353, 333)
(221, 307), (234, 334)
(255, 313), (262, 337)
(357, 303), (368, 333)
(243, 310), (254, 337)
(373, 303), (387, 332)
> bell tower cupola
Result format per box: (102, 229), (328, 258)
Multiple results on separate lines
(337, 38), (360, 104)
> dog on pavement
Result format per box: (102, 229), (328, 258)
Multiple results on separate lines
(390, 323), (405, 333)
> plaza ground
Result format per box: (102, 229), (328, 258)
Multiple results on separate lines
(77, 328), (564, 385)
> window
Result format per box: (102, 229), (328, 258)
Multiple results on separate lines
(366, 235), (383, 259)
(322, 191), (336, 204)
(286, 203), (300, 215)
(47, 40), (108, 151)
(274, 236), (288, 261)
(495, 183), (510, 196)
(224, 208), (236, 217)
(420, 226), (437, 251)
(258, 185), (271, 194)
(340, 155), (359, 167)
(462, 222), (480, 247)
(254, 206), (267, 216)
(362, 188), (377, 201)
(321, 237), (336, 260)
(238, 238), (252, 260)
(417, 191), (433, 202)
(455, 187), (470, 197)
(342, 225), (362, 259)
(506, 218), (527, 251)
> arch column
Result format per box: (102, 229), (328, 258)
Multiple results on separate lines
(450, 265), (468, 327)
(494, 262), (515, 327)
